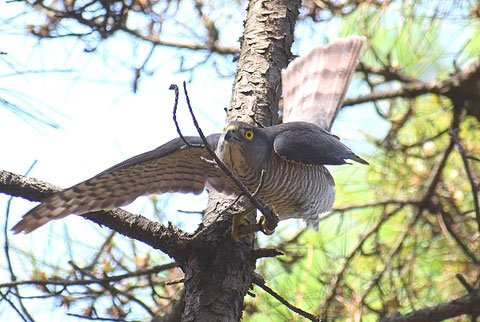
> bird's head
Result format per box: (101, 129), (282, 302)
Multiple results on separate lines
(217, 122), (272, 175)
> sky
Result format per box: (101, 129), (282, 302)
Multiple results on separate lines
(0, 2), (383, 320)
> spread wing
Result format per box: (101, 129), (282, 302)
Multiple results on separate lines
(270, 122), (368, 166)
(12, 134), (229, 234)
(281, 36), (365, 130)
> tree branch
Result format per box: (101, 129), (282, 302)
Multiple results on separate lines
(344, 57), (480, 108)
(252, 273), (322, 322)
(0, 262), (178, 288)
(380, 287), (480, 322)
(450, 128), (480, 233)
(0, 170), (189, 262)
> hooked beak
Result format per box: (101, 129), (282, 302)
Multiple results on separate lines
(224, 125), (240, 142)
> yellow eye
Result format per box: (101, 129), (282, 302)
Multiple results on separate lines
(244, 130), (254, 140)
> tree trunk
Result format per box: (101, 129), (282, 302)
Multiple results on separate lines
(181, 0), (300, 320)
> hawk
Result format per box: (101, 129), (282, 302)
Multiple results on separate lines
(12, 36), (367, 239)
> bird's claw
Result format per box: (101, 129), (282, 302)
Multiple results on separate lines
(259, 216), (275, 236)
(232, 209), (275, 241)
(232, 212), (249, 242)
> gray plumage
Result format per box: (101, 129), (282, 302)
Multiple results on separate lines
(216, 121), (367, 229)
(12, 37), (367, 235)
(282, 36), (365, 130)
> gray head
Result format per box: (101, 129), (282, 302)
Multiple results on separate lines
(217, 121), (272, 176)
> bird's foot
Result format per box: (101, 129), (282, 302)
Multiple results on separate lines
(232, 213), (248, 242)
(259, 216), (275, 236)
(231, 206), (255, 241)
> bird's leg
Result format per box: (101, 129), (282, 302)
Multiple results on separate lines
(232, 205), (256, 241)
(231, 170), (268, 241)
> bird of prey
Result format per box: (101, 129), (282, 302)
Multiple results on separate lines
(12, 36), (367, 239)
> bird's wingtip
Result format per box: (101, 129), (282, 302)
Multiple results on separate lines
(11, 221), (27, 234)
(353, 155), (369, 165)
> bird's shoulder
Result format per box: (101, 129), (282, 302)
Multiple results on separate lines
(264, 122), (365, 166)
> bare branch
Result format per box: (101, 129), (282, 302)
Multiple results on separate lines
(120, 27), (239, 55)
(380, 288), (480, 322)
(252, 273), (323, 322)
(450, 128), (480, 233)
(0, 262), (178, 288)
(357, 62), (419, 84)
(0, 170), (189, 261)
(344, 57), (480, 108)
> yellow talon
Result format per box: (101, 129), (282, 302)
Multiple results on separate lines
(232, 212), (249, 241)
(231, 206), (257, 241)
(259, 216), (275, 235)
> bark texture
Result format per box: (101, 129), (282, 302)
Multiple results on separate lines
(182, 0), (300, 321)
(228, 0), (298, 126)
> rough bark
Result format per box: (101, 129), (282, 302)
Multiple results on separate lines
(181, 0), (300, 321)
(229, 0), (297, 126)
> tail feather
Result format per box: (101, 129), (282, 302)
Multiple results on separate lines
(282, 36), (366, 131)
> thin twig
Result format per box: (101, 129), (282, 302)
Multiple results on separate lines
(325, 204), (405, 310)
(251, 248), (283, 259)
(132, 44), (157, 93)
(66, 312), (130, 321)
(69, 262), (156, 317)
(434, 199), (480, 266)
(357, 62), (420, 84)
(0, 262), (178, 288)
(84, 231), (116, 270)
(450, 128), (480, 233)
(168, 84), (202, 148)
(251, 273), (323, 322)
(466, 155), (480, 163)
(165, 278), (185, 286)
(333, 199), (419, 212)
(359, 207), (424, 304)
(422, 137), (455, 201)
(456, 274), (474, 293)
(0, 291), (28, 322)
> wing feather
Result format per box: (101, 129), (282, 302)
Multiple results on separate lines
(269, 122), (368, 166)
(12, 134), (228, 234)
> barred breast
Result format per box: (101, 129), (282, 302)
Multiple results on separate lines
(241, 153), (336, 230)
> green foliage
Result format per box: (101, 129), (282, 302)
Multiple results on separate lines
(249, 1), (480, 320)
